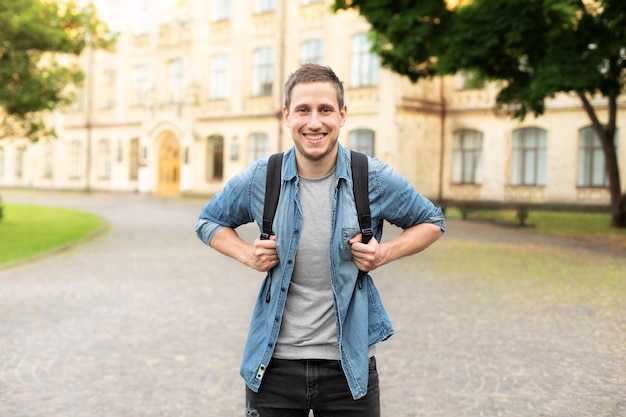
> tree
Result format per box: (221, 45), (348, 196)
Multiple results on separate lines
(334, 0), (626, 228)
(0, 0), (115, 141)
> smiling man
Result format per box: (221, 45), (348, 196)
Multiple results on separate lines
(195, 64), (445, 417)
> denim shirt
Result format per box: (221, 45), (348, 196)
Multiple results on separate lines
(195, 143), (445, 400)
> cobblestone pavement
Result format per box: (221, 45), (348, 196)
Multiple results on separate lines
(0, 191), (624, 417)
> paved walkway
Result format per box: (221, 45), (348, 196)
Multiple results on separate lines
(0, 191), (624, 417)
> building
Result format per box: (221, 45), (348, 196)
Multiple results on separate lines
(0, 0), (624, 210)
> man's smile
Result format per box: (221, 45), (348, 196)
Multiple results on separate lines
(303, 132), (327, 141)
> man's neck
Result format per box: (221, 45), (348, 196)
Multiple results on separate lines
(295, 152), (338, 179)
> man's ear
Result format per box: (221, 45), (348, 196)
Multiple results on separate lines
(283, 106), (290, 126)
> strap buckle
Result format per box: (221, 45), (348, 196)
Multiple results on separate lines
(361, 228), (373, 244)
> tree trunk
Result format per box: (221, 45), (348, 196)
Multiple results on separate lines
(613, 193), (626, 228)
(578, 91), (626, 228)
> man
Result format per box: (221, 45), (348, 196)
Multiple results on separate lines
(196, 64), (445, 416)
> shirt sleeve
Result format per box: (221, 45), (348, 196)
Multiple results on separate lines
(372, 159), (446, 233)
(195, 162), (261, 245)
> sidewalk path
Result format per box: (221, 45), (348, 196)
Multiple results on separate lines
(0, 191), (624, 417)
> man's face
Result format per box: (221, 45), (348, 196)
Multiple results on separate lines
(283, 81), (347, 164)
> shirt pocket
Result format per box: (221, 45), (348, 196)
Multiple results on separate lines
(340, 227), (361, 261)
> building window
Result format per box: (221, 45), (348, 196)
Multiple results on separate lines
(301, 0), (324, 4)
(68, 140), (82, 179)
(102, 69), (116, 109)
(133, 64), (151, 105)
(72, 87), (85, 111)
(96, 139), (112, 179)
(452, 129), (483, 184)
(252, 48), (274, 97)
(168, 58), (184, 102)
(134, 0), (153, 34)
(0, 147), (4, 178)
(511, 128), (547, 186)
(249, 133), (270, 162)
(254, 0), (276, 13)
(206, 135), (224, 180)
(211, 0), (230, 21)
(300, 40), (324, 65)
(351, 33), (379, 88)
(577, 126), (615, 187)
(15, 147), (25, 179)
(349, 129), (375, 157)
(129, 138), (139, 181)
(43, 142), (54, 179)
(210, 54), (230, 100)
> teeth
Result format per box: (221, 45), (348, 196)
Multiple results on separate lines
(305, 134), (325, 140)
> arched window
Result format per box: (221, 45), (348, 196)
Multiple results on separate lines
(249, 133), (269, 162)
(210, 54), (230, 100)
(252, 48), (274, 96)
(351, 33), (379, 88)
(511, 128), (547, 186)
(96, 139), (112, 179)
(168, 58), (184, 102)
(206, 135), (224, 181)
(254, 0), (275, 13)
(43, 142), (54, 179)
(68, 140), (82, 179)
(452, 129), (483, 184)
(349, 129), (375, 157)
(211, 0), (230, 21)
(577, 126), (616, 187)
(300, 40), (324, 65)
(15, 147), (25, 179)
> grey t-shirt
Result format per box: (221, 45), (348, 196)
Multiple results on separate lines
(273, 169), (340, 360)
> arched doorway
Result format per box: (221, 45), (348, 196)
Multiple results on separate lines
(157, 134), (180, 196)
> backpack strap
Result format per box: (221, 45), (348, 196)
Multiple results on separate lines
(350, 150), (372, 244)
(261, 153), (283, 240)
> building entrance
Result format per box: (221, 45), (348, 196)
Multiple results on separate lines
(157, 135), (180, 196)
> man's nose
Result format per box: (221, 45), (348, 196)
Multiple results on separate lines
(308, 112), (322, 129)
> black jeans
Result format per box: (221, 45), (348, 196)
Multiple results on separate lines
(245, 357), (380, 417)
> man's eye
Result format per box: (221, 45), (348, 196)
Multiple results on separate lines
(297, 108), (309, 113)
(321, 108), (332, 113)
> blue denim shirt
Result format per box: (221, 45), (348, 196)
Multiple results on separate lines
(195, 144), (445, 400)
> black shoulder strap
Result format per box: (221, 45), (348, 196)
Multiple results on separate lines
(262, 151), (370, 243)
(350, 150), (372, 243)
(261, 153), (283, 240)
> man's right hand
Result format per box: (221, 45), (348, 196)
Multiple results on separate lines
(246, 235), (279, 272)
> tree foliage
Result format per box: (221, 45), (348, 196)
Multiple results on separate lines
(335, 0), (626, 227)
(0, 0), (115, 140)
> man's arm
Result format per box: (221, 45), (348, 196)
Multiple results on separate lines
(349, 222), (443, 272)
(209, 226), (279, 272)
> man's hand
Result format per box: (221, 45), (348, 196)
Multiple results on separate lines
(209, 227), (279, 272)
(348, 223), (443, 272)
(245, 235), (279, 272)
(349, 234), (383, 272)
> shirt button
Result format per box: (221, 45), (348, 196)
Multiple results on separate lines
(287, 260), (293, 265)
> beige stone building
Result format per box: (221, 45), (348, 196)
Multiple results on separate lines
(1, 0), (624, 210)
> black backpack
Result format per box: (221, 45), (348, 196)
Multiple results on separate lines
(261, 150), (372, 244)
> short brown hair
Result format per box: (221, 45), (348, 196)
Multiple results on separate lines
(283, 64), (345, 110)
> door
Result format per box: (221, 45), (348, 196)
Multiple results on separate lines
(157, 135), (180, 196)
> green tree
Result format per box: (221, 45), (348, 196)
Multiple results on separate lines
(335, 0), (626, 228)
(0, 0), (115, 140)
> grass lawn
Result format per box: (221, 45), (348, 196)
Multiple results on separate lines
(444, 207), (626, 247)
(0, 203), (106, 266)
